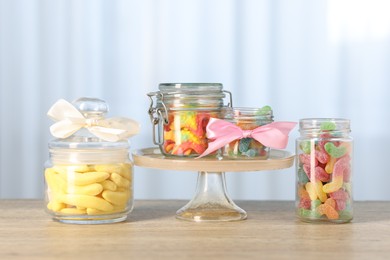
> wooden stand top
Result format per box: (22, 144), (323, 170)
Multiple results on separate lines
(133, 147), (294, 172)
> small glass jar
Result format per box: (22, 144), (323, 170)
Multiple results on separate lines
(147, 83), (232, 157)
(222, 107), (273, 159)
(44, 98), (135, 224)
(296, 118), (353, 223)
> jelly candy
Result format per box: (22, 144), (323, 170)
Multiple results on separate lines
(329, 189), (349, 211)
(305, 181), (327, 202)
(324, 142), (347, 158)
(300, 141), (311, 154)
(297, 199), (322, 219)
(239, 138), (251, 153)
(299, 198), (311, 209)
(329, 189), (349, 201)
(244, 149), (257, 157)
(297, 168), (309, 184)
(325, 156), (336, 174)
(320, 122), (336, 131)
(323, 156), (350, 193)
(255, 105), (272, 115)
(315, 149), (330, 164)
(298, 185), (310, 200)
(317, 198), (339, 220)
(299, 153), (318, 167)
(314, 166), (330, 182)
(311, 199), (322, 209)
(302, 164), (311, 177)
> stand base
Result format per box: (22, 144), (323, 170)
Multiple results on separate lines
(175, 171), (247, 222)
(176, 203), (247, 222)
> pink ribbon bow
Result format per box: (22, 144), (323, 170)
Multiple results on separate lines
(197, 118), (296, 158)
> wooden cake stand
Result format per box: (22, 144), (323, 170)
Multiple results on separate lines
(133, 148), (294, 222)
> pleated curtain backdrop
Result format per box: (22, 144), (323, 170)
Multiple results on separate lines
(1, 0), (390, 200)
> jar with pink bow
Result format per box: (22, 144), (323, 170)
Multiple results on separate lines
(197, 106), (296, 159)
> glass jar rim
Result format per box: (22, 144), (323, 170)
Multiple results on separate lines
(49, 148), (129, 164)
(155, 83), (227, 110)
(159, 83), (223, 93)
(222, 107), (273, 119)
(299, 118), (350, 132)
(48, 137), (130, 150)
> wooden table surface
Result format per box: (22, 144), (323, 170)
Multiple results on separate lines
(1, 200), (389, 259)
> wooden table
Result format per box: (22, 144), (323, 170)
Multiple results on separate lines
(1, 200), (389, 259)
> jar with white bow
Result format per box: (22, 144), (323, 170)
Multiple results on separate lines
(44, 97), (140, 224)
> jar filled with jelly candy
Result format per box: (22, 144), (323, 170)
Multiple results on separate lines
(296, 118), (353, 223)
(44, 98), (140, 224)
(147, 83), (232, 157)
(222, 106), (273, 159)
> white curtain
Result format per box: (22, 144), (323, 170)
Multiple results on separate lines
(1, 0), (389, 200)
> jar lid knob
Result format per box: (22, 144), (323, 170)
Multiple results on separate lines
(72, 97), (108, 118)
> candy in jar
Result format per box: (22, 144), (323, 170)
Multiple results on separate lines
(296, 118), (353, 223)
(147, 83), (232, 157)
(196, 106), (296, 159)
(44, 97), (140, 224)
(222, 106), (274, 159)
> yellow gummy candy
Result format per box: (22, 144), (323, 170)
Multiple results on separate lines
(305, 182), (318, 201)
(100, 180), (117, 191)
(305, 181), (327, 202)
(86, 208), (106, 215)
(45, 169), (67, 193)
(86, 205), (126, 215)
(94, 164), (123, 174)
(66, 183), (103, 196)
(118, 163), (132, 180)
(315, 181), (327, 202)
(47, 201), (66, 212)
(322, 176), (343, 193)
(60, 171), (110, 186)
(59, 194), (114, 212)
(102, 190), (130, 206)
(53, 165), (91, 174)
(325, 157), (337, 174)
(110, 172), (131, 188)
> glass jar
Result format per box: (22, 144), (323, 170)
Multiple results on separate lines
(147, 83), (232, 157)
(44, 98), (137, 224)
(296, 118), (353, 223)
(222, 106), (273, 159)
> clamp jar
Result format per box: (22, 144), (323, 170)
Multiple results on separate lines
(44, 98), (135, 224)
(222, 107), (273, 159)
(296, 118), (353, 223)
(147, 83), (232, 157)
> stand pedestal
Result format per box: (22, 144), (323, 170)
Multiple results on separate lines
(176, 171), (247, 221)
(133, 148), (294, 222)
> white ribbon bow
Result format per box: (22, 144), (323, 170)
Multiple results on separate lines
(47, 99), (140, 142)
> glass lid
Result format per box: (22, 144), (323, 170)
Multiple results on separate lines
(47, 97), (138, 150)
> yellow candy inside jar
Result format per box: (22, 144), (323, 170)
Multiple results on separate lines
(45, 163), (133, 216)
